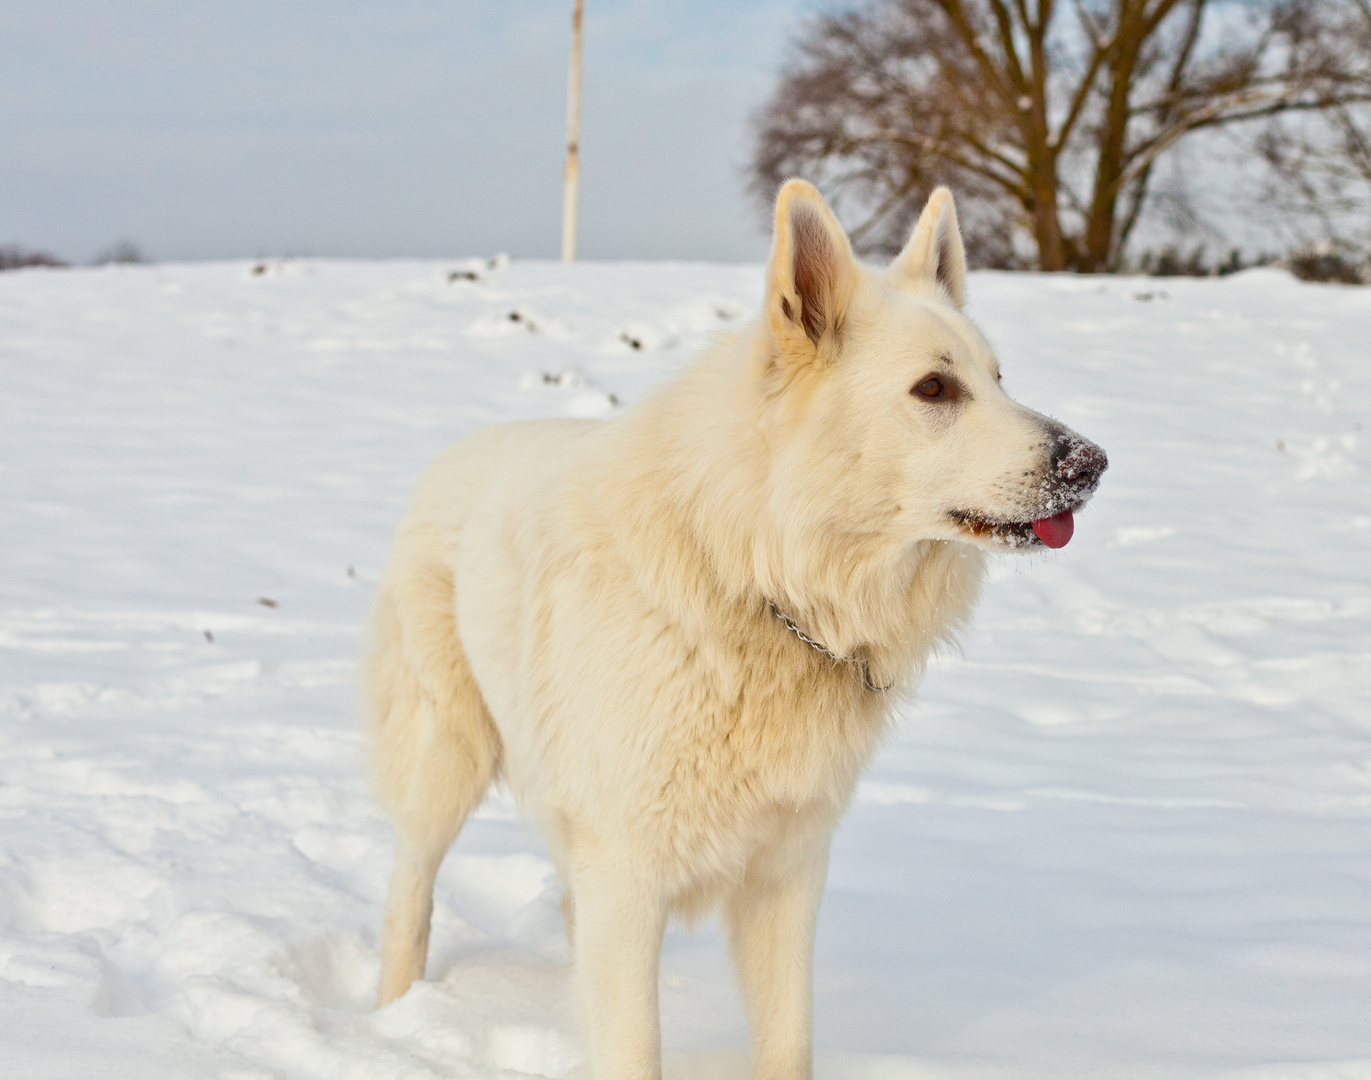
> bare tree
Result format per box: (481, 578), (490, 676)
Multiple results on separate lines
(751, 0), (1371, 270)
(94, 240), (146, 265)
(0, 246), (67, 271)
(1255, 0), (1371, 256)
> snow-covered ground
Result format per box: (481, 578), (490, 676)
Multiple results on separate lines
(1, 257), (1368, 1080)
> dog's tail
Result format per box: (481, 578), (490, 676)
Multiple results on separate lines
(364, 516), (501, 1005)
(365, 519), (501, 825)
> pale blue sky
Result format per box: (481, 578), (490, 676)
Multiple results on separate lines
(0, 1), (803, 262)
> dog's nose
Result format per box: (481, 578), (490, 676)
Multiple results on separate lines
(1052, 435), (1108, 490)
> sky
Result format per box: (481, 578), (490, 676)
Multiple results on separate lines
(0, 1), (802, 264)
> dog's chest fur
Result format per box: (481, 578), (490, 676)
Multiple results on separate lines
(444, 320), (988, 910)
(457, 445), (975, 904)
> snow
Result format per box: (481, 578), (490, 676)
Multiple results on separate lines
(1, 257), (1368, 1079)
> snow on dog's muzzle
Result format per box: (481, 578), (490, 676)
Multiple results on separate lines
(1031, 433), (1108, 548)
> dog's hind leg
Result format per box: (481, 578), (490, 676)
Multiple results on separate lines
(366, 523), (501, 1007)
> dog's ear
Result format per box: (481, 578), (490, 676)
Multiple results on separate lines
(887, 187), (966, 308)
(764, 180), (858, 369)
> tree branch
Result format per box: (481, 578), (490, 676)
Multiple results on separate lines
(1163, 0), (1205, 106)
(930, 0), (1026, 103)
(1141, 0), (1186, 37)
(1054, 35), (1111, 149)
(1072, 0), (1108, 45)
(846, 175), (925, 245)
(986, 0), (1031, 90)
(1121, 89), (1371, 188)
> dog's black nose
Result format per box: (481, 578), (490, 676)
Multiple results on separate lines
(1052, 435), (1108, 490)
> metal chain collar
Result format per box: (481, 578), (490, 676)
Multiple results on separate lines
(767, 602), (891, 693)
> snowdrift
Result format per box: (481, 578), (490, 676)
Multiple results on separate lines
(1, 258), (1368, 1078)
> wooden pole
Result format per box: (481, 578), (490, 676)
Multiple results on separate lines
(561, 0), (584, 262)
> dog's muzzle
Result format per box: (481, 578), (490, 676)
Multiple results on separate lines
(1051, 431), (1108, 497)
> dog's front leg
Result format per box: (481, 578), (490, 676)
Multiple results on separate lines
(726, 837), (831, 1080)
(573, 849), (667, 1080)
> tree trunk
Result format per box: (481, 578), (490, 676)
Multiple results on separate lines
(1029, 156), (1068, 270)
(1081, 12), (1144, 272)
(1025, 1), (1069, 270)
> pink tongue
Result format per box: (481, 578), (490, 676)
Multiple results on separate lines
(1032, 510), (1074, 549)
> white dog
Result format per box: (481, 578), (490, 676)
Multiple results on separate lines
(365, 182), (1106, 1079)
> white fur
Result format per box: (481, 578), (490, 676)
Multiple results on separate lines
(365, 183), (1103, 1079)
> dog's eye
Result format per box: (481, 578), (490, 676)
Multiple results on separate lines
(912, 377), (944, 399)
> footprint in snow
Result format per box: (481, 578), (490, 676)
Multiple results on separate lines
(618, 323), (674, 352)
(468, 307), (568, 339)
(520, 367), (621, 417)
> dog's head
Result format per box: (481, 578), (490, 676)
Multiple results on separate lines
(756, 181), (1106, 553)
